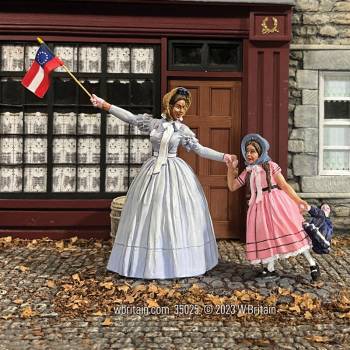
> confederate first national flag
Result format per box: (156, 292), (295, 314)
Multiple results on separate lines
(21, 43), (63, 98)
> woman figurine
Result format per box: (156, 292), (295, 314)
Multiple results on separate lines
(227, 133), (320, 281)
(91, 87), (235, 279)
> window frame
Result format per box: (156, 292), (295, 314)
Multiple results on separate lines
(319, 71), (350, 176)
(168, 39), (242, 72)
(0, 41), (161, 199)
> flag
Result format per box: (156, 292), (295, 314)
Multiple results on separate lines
(21, 43), (63, 98)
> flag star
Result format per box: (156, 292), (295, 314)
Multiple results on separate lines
(37, 50), (49, 65)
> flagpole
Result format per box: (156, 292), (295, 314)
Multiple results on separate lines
(37, 37), (92, 99)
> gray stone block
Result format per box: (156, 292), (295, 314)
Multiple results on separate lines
(294, 105), (318, 127)
(304, 128), (319, 153)
(289, 128), (305, 140)
(302, 90), (318, 105)
(301, 176), (350, 193)
(296, 70), (318, 89)
(295, 0), (319, 11)
(288, 140), (304, 153)
(304, 50), (350, 70)
(293, 154), (318, 176)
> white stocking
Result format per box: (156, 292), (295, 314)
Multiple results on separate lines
(267, 261), (275, 272)
(303, 249), (316, 266)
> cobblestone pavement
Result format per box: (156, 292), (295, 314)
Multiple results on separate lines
(0, 236), (349, 350)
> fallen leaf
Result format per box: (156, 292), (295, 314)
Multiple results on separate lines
(47, 280), (56, 288)
(4, 236), (12, 243)
(16, 265), (29, 273)
(70, 236), (78, 244)
(72, 274), (81, 282)
(100, 282), (114, 290)
(93, 311), (103, 316)
(125, 295), (135, 303)
(305, 335), (330, 343)
(21, 306), (34, 319)
(304, 311), (313, 319)
(146, 299), (159, 308)
(148, 284), (158, 293)
(13, 299), (23, 304)
(102, 318), (112, 326)
(55, 241), (65, 250)
(117, 285), (130, 293)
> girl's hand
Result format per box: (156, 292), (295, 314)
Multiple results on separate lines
(91, 94), (105, 109)
(298, 200), (309, 213)
(224, 154), (238, 168)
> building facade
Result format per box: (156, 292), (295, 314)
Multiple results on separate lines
(289, 0), (350, 231)
(1, 0), (295, 239)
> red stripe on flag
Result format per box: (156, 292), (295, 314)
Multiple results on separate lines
(21, 61), (40, 88)
(35, 72), (50, 98)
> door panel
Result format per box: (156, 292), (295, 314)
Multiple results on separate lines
(169, 80), (242, 239)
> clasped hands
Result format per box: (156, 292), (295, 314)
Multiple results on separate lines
(224, 154), (238, 170)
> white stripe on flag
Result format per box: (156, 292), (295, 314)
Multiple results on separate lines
(27, 66), (45, 93)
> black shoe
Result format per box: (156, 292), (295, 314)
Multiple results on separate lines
(310, 264), (320, 281)
(257, 268), (278, 279)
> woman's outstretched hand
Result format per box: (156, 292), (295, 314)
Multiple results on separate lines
(224, 154), (238, 168)
(91, 94), (105, 109)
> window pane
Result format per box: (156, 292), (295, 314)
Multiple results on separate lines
(208, 44), (239, 66)
(78, 113), (101, 135)
(324, 126), (350, 147)
(78, 80), (100, 105)
(54, 46), (78, 72)
(54, 78), (76, 104)
(106, 138), (128, 163)
(131, 48), (154, 74)
(24, 167), (46, 192)
(107, 47), (130, 73)
(78, 138), (100, 164)
(79, 47), (101, 73)
(173, 44), (202, 65)
(1, 78), (23, 104)
(24, 138), (47, 163)
(1, 45), (24, 71)
(0, 137), (22, 164)
(324, 78), (350, 98)
(78, 167), (100, 192)
(107, 79), (130, 105)
(131, 79), (153, 105)
(105, 166), (128, 192)
(0, 112), (23, 134)
(53, 112), (76, 135)
(53, 138), (76, 164)
(323, 150), (350, 171)
(25, 45), (39, 70)
(324, 101), (350, 119)
(52, 167), (76, 192)
(24, 112), (48, 134)
(0, 166), (22, 192)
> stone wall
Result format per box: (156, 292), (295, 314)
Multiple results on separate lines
(293, 0), (350, 44)
(289, 0), (350, 231)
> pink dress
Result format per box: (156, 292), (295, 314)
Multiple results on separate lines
(236, 161), (310, 264)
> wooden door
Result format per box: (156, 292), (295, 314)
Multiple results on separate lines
(169, 80), (242, 239)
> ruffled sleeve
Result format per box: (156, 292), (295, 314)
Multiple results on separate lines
(180, 127), (199, 152)
(134, 113), (160, 134)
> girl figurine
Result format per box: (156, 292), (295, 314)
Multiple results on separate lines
(227, 133), (320, 281)
(91, 87), (235, 279)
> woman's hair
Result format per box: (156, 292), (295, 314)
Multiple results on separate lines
(245, 140), (272, 192)
(162, 87), (191, 119)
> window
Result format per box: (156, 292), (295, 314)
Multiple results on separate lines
(0, 42), (160, 198)
(319, 72), (350, 175)
(168, 40), (242, 71)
